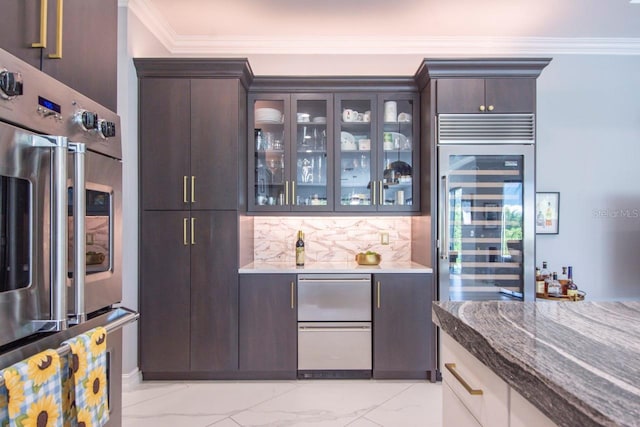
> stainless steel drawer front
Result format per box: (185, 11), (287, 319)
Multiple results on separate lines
(298, 322), (372, 370)
(298, 274), (372, 322)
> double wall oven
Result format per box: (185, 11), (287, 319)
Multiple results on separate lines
(0, 48), (136, 425)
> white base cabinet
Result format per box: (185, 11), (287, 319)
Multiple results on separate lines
(441, 332), (557, 427)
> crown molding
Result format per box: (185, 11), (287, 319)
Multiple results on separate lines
(126, 0), (640, 56)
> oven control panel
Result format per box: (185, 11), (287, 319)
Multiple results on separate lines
(73, 110), (117, 139)
(0, 47), (121, 159)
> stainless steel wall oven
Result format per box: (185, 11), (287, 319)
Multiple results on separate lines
(0, 48), (136, 426)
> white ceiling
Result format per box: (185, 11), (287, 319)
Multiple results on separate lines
(125, 0), (640, 74)
(135, 0), (640, 39)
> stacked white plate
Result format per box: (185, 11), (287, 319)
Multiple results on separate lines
(255, 107), (283, 124)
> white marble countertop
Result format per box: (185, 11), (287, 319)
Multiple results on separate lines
(433, 301), (640, 427)
(239, 261), (432, 274)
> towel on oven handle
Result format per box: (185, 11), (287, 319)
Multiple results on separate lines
(1, 348), (64, 427)
(0, 375), (7, 426)
(63, 327), (109, 427)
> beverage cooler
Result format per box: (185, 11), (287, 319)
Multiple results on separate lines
(437, 114), (536, 301)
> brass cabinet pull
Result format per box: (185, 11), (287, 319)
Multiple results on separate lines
(286, 181), (290, 205)
(479, 105), (486, 112)
(487, 105), (494, 111)
(377, 281), (381, 309)
(445, 363), (483, 395)
(372, 181), (376, 205)
(183, 218), (188, 245)
(48, 0), (63, 59)
(291, 181), (295, 205)
(191, 217), (196, 245)
(379, 181), (383, 207)
(183, 176), (188, 203)
(32, 0), (48, 48)
(191, 176), (196, 203)
(290, 282), (295, 309)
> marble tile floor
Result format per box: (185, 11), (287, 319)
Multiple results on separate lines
(122, 379), (443, 427)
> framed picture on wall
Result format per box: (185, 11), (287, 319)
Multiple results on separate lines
(536, 192), (560, 234)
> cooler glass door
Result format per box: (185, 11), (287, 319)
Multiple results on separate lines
(438, 145), (534, 301)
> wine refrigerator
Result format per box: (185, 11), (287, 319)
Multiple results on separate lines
(436, 114), (536, 301)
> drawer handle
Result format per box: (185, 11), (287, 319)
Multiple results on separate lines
(445, 363), (483, 395)
(290, 281), (295, 309)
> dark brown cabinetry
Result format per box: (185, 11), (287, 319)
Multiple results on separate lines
(335, 93), (420, 213)
(140, 78), (244, 211)
(136, 59), (252, 379)
(436, 78), (535, 114)
(247, 83), (420, 214)
(372, 273), (436, 380)
(0, 0), (117, 111)
(248, 93), (335, 213)
(140, 210), (238, 375)
(239, 274), (297, 378)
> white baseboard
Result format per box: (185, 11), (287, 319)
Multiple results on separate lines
(122, 367), (142, 391)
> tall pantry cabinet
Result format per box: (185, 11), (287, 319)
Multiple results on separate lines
(135, 59), (253, 379)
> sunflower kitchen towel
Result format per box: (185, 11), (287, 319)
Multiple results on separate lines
(1, 373), (8, 427)
(63, 327), (109, 427)
(1, 348), (64, 427)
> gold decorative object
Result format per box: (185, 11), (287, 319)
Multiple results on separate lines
(355, 252), (381, 266)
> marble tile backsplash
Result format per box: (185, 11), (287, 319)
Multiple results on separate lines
(253, 217), (412, 262)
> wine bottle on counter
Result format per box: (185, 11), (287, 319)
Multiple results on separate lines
(559, 266), (569, 295)
(539, 261), (551, 295)
(296, 230), (305, 267)
(547, 272), (562, 297)
(535, 267), (545, 296)
(566, 266), (579, 298)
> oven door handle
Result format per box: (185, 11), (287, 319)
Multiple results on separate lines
(69, 142), (86, 325)
(31, 135), (69, 332)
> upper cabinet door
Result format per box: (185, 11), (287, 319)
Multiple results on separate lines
(484, 78), (535, 113)
(291, 94), (333, 212)
(249, 94), (291, 212)
(436, 78), (535, 114)
(0, 0), (42, 69)
(140, 78), (191, 211)
(335, 93), (378, 212)
(436, 79), (485, 114)
(378, 93), (420, 212)
(41, 0), (117, 111)
(191, 79), (241, 211)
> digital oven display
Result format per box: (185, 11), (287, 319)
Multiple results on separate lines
(38, 96), (61, 114)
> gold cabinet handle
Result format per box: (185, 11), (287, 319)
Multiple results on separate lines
(183, 218), (188, 245)
(372, 181), (376, 205)
(379, 181), (383, 206)
(191, 176), (196, 203)
(445, 363), (483, 395)
(48, 0), (63, 59)
(479, 105), (486, 112)
(291, 181), (295, 205)
(488, 105), (494, 111)
(290, 282), (295, 309)
(191, 217), (196, 245)
(32, 0), (48, 48)
(183, 176), (188, 203)
(377, 281), (381, 309)
(285, 181), (290, 205)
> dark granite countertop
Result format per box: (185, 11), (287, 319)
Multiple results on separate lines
(433, 301), (640, 427)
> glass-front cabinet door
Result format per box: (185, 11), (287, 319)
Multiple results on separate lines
(335, 93), (419, 212)
(437, 145), (535, 301)
(249, 94), (290, 212)
(291, 94), (333, 212)
(335, 94), (377, 212)
(378, 93), (419, 212)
